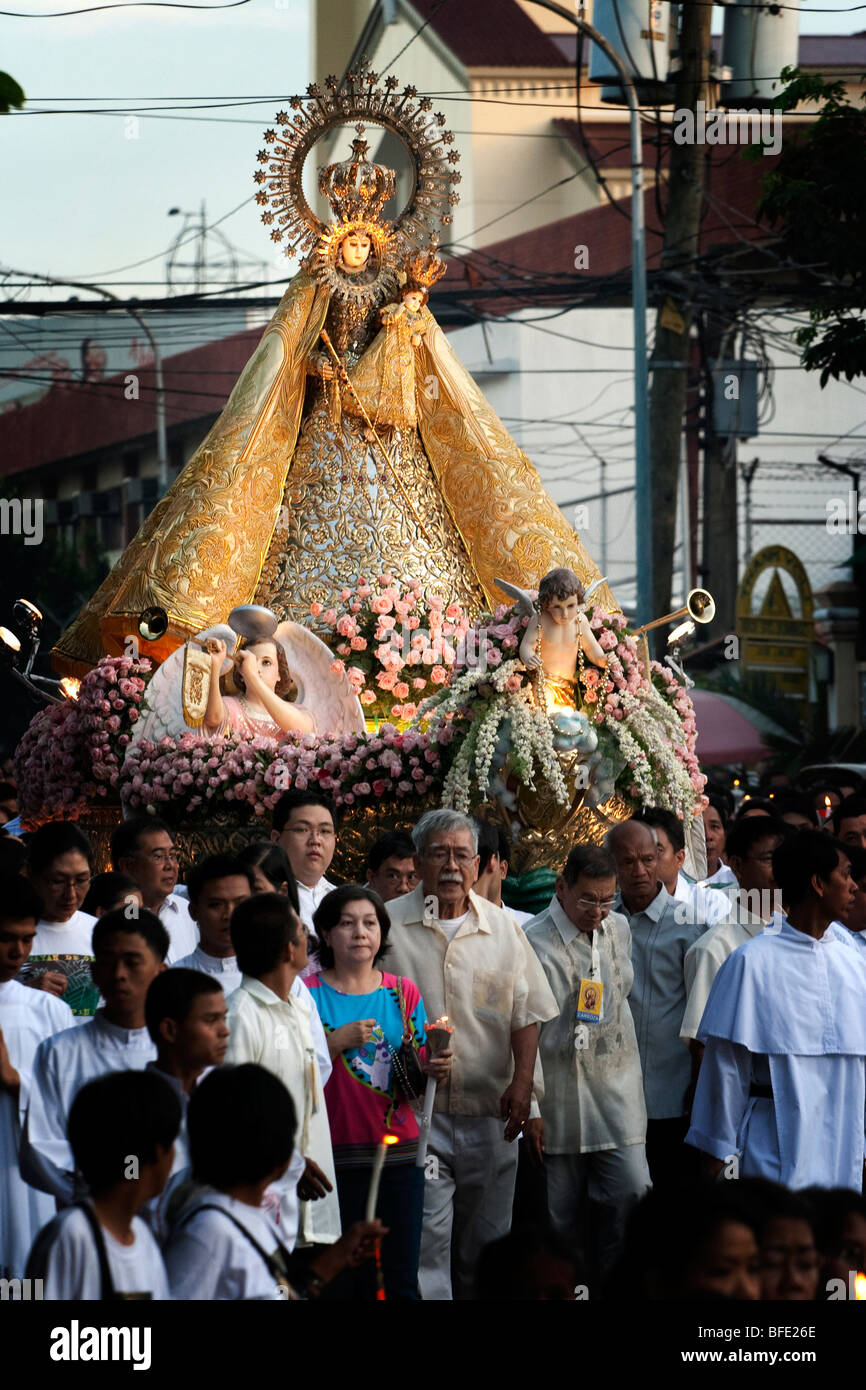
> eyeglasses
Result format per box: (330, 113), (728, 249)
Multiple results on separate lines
(423, 845), (477, 864)
(283, 825), (336, 840)
(575, 897), (616, 912)
(137, 849), (179, 865)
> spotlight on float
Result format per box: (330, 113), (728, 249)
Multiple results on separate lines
(138, 606), (169, 643)
(634, 589), (716, 637)
(668, 619), (696, 647)
(0, 626), (21, 663)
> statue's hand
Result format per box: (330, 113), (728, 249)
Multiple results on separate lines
(235, 649), (260, 682)
(521, 651), (543, 671)
(204, 637), (227, 666)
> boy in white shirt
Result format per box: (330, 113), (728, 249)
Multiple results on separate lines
(26, 1069), (180, 1299)
(20, 908), (168, 1203)
(165, 1063), (383, 1300)
(0, 875), (74, 1278)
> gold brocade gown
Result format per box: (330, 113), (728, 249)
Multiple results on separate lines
(51, 260), (618, 676)
(254, 275), (485, 621)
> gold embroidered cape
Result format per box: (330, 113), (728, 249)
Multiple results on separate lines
(52, 275), (617, 676)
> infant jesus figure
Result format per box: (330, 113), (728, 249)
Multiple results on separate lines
(519, 568), (607, 684)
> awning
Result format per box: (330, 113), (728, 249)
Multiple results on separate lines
(690, 689), (799, 766)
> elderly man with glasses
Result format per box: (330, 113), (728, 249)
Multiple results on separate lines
(111, 817), (198, 965)
(385, 809), (557, 1301)
(525, 844), (650, 1286)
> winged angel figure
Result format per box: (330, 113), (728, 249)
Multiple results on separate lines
(129, 607), (364, 747)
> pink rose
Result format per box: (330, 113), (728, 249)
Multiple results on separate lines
(340, 589), (352, 602)
(430, 666), (448, 685)
(336, 615), (356, 638)
(324, 609), (337, 624)
(393, 681), (410, 700)
(372, 779), (386, 797)
(399, 702), (417, 720)
(371, 595), (393, 615)
(412, 677), (427, 691)
(599, 629), (618, 651)
(330, 659), (346, 674)
(350, 635), (367, 651)
(505, 674), (522, 693)
(377, 671), (398, 692)
(376, 614), (396, 630)
(310, 601), (323, 617)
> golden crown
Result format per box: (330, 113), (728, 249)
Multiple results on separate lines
(318, 125), (395, 227)
(404, 244), (447, 292)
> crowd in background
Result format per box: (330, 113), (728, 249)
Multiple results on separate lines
(1, 755), (866, 1301)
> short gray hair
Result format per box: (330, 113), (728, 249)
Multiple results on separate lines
(412, 809), (478, 856)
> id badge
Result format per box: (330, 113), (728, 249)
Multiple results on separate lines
(575, 978), (603, 1023)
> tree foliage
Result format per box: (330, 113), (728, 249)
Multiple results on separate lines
(754, 66), (866, 385)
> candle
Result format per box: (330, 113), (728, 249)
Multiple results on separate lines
(416, 1016), (453, 1170)
(819, 795), (833, 823)
(365, 1134), (399, 1221)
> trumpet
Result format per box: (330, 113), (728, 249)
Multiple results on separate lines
(634, 588), (716, 637)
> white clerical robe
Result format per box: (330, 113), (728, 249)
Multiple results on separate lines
(20, 1009), (156, 1204)
(0, 979), (74, 1277)
(225, 977), (339, 1245)
(686, 917), (866, 1189)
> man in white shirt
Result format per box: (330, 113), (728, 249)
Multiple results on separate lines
(225, 893), (339, 1249)
(111, 815), (198, 964)
(636, 808), (730, 928)
(687, 831), (866, 1190)
(0, 875), (74, 1279)
(270, 791), (338, 937)
(472, 819), (534, 927)
(680, 816), (787, 1055)
(20, 908), (168, 1204)
(19, 821), (98, 1017)
(526, 845), (650, 1285)
(364, 830), (419, 903)
(386, 809), (558, 1301)
(174, 853), (332, 1083)
(839, 846), (866, 955)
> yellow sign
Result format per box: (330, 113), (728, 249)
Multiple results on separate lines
(736, 545), (813, 700)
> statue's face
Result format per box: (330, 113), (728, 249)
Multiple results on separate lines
(339, 232), (372, 270)
(403, 289), (425, 314)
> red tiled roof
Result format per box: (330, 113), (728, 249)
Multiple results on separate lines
(409, 0), (567, 68)
(554, 116), (672, 170)
(441, 139), (781, 307)
(548, 30), (866, 67)
(0, 326), (262, 477)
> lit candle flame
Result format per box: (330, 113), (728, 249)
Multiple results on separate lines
(382, 1134), (399, 1147)
(855, 1272), (866, 1301)
(824, 795), (832, 809)
(60, 677), (81, 700)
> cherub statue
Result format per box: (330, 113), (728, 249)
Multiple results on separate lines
(126, 606), (365, 750)
(201, 634), (315, 738)
(496, 567), (608, 687)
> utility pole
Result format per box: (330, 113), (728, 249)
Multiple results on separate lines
(647, 0), (713, 645)
(701, 313), (739, 636)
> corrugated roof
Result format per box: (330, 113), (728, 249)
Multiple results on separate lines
(408, 0), (567, 68)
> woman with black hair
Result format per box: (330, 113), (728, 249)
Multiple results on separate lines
(307, 885), (450, 1300)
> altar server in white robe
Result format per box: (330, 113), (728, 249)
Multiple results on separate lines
(20, 908), (168, 1204)
(224, 893), (339, 1248)
(0, 876), (74, 1278)
(686, 831), (866, 1190)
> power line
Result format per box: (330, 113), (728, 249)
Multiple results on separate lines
(0, 0), (251, 14)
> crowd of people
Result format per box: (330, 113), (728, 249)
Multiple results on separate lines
(1, 766), (866, 1302)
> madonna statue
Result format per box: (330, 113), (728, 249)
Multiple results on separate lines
(52, 69), (617, 677)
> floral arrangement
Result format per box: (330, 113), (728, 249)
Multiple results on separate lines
(16, 655), (150, 829)
(310, 572), (472, 722)
(121, 723), (450, 818)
